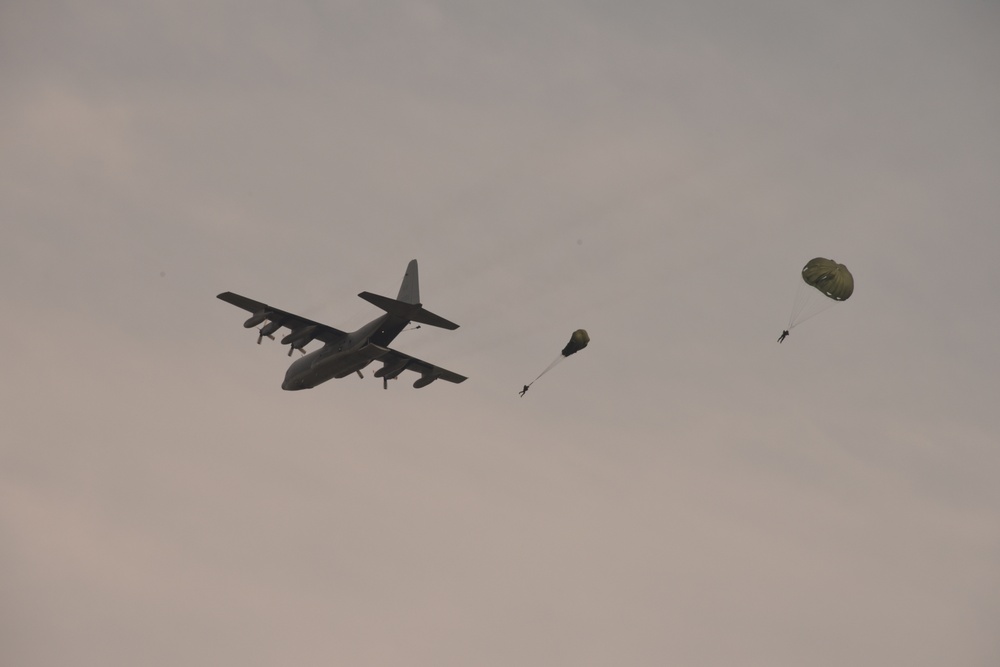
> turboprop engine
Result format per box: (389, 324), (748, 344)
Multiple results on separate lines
(257, 319), (283, 344)
(281, 325), (318, 356)
(243, 311), (272, 328)
(374, 359), (411, 390)
(375, 360), (410, 380)
(413, 374), (438, 389)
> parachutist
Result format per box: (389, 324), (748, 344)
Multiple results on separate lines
(777, 330), (789, 343)
(524, 330), (590, 393)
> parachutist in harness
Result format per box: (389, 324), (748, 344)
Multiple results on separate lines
(777, 330), (789, 343)
(520, 330), (590, 397)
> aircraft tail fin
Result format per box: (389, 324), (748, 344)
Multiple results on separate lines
(358, 291), (459, 330)
(397, 259), (420, 304)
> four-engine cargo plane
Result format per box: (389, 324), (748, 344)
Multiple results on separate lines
(218, 260), (467, 390)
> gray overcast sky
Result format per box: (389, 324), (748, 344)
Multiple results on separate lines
(3, 1), (999, 665)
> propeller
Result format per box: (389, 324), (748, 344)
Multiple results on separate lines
(257, 329), (275, 345)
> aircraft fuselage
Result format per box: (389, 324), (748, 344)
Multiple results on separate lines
(281, 314), (406, 390)
(220, 259), (466, 391)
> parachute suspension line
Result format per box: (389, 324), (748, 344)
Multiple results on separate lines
(788, 282), (837, 329)
(788, 281), (811, 329)
(790, 299), (837, 328)
(525, 354), (566, 389)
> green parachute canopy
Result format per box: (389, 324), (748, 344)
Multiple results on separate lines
(785, 257), (854, 332)
(561, 329), (590, 357)
(801, 258), (854, 301)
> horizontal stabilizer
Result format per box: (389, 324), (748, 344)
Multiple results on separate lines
(358, 291), (459, 330)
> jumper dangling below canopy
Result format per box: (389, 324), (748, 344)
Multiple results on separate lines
(520, 329), (590, 397)
(781, 257), (854, 342)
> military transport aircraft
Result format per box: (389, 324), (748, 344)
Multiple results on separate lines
(218, 260), (467, 390)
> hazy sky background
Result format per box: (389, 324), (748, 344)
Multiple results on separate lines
(3, 1), (999, 665)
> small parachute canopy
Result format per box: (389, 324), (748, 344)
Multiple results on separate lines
(801, 258), (854, 301)
(561, 329), (590, 357)
(520, 329), (590, 397)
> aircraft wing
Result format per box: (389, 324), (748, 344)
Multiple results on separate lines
(217, 291), (347, 343)
(377, 347), (467, 385)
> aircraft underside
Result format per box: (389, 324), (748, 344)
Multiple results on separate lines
(219, 259), (467, 391)
(281, 344), (386, 390)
